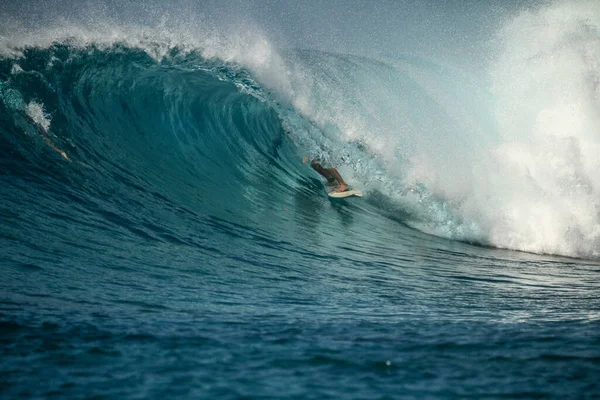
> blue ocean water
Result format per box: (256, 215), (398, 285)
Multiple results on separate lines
(2, 5), (600, 398)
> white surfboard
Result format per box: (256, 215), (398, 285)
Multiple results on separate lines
(328, 189), (363, 198)
(325, 182), (363, 198)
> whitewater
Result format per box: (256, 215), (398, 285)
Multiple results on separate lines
(1, 0), (600, 398)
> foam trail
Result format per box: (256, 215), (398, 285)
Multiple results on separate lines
(26, 102), (51, 131)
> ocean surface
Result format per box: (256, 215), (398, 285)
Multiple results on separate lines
(2, 2), (600, 398)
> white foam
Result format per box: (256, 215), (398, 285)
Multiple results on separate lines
(11, 64), (23, 74)
(0, 15), (293, 97)
(413, 0), (600, 258)
(26, 101), (51, 132)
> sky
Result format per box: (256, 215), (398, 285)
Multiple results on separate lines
(0, 0), (542, 64)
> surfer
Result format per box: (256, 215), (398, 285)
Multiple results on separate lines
(303, 156), (349, 192)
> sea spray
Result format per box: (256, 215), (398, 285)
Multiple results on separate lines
(460, 1), (600, 257)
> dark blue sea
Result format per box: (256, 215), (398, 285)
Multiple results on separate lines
(2, 3), (600, 398)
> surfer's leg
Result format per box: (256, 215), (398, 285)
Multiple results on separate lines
(310, 159), (334, 180)
(310, 159), (349, 192)
(327, 168), (349, 192)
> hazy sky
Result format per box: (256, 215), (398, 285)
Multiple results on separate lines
(1, 0), (540, 63)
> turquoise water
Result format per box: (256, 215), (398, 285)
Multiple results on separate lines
(1, 18), (600, 399)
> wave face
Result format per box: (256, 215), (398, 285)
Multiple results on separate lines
(2, 5), (600, 259)
(0, 39), (487, 259)
(1, 2), (600, 398)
